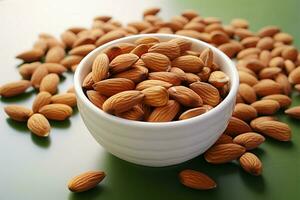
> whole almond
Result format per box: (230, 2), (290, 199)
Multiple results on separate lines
(251, 99), (280, 115)
(179, 107), (208, 120)
(211, 30), (230, 45)
(116, 105), (144, 121)
(168, 86), (203, 107)
(102, 90), (144, 114)
(136, 80), (172, 90)
(61, 31), (77, 48)
(91, 53), (109, 82)
(42, 63), (67, 75)
(288, 66), (300, 84)
(259, 50), (272, 66)
(250, 116), (278, 131)
(109, 53), (139, 74)
(233, 103), (257, 122)
(68, 171), (106, 192)
(238, 71), (259, 86)
(141, 52), (170, 72)
(143, 7), (160, 17)
(231, 18), (249, 28)
(170, 38), (192, 53)
(224, 117), (252, 136)
(147, 100), (180, 122)
(39, 104), (73, 121)
(102, 45), (123, 61)
(259, 67), (281, 79)
(0, 80), (31, 97)
(190, 82), (220, 106)
(32, 92), (52, 113)
(285, 106), (300, 119)
(148, 41), (181, 59)
(95, 30), (126, 47)
(45, 46), (65, 63)
(86, 90), (107, 109)
(16, 48), (44, 62)
(60, 55), (83, 69)
(238, 83), (257, 104)
(4, 105), (33, 122)
(51, 93), (77, 107)
(197, 67), (211, 82)
(215, 134), (233, 145)
(256, 37), (274, 50)
(93, 78), (135, 97)
(208, 71), (229, 88)
(72, 35), (96, 48)
(130, 44), (150, 57)
(239, 152), (262, 176)
(204, 143), (246, 164)
(284, 60), (295, 75)
(274, 32), (293, 44)
(69, 44), (96, 56)
(275, 73), (291, 95)
(253, 79), (282, 97)
(241, 36), (260, 48)
(142, 86), (169, 107)
(171, 55), (204, 73)
(233, 132), (265, 150)
(112, 66), (148, 83)
(179, 169), (216, 190)
(218, 42), (242, 58)
(27, 113), (51, 137)
(19, 62), (41, 79)
(237, 48), (260, 60)
(149, 72), (181, 85)
(255, 121), (291, 141)
(31, 65), (49, 88)
(281, 46), (298, 61)
(169, 67), (187, 81)
(199, 48), (214, 68)
(258, 25), (280, 37)
(39, 73), (60, 94)
(82, 72), (94, 89)
(185, 73), (201, 84)
(262, 94), (291, 108)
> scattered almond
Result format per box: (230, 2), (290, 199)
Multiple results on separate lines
(179, 170), (216, 190)
(68, 171), (106, 192)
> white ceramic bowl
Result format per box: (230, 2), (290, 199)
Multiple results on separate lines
(74, 34), (239, 167)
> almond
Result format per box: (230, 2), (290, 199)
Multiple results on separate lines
(281, 46), (298, 61)
(31, 65), (49, 88)
(61, 31), (77, 48)
(208, 71), (229, 88)
(168, 86), (203, 107)
(4, 105), (33, 122)
(231, 18), (249, 28)
(18, 62), (41, 79)
(51, 93), (77, 107)
(199, 48), (214, 68)
(148, 41), (180, 59)
(237, 48), (260, 60)
(0, 80), (31, 97)
(218, 42), (242, 58)
(255, 121), (291, 141)
(136, 80), (172, 90)
(190, 82), (220, 106)
(176, 30), (211, 42)
(238, 83), (257, 104)
(69, 44), (96, 56)
(258, 67), (281, 79)
(102, 90), (144, 114)
(256, 37), (274, 50)
(116, 105), (144, 121)
(284, 60), (296, 75)
(72, 35), (96, 48)
(215, 134), (233, 145)
(253, 79), (282, 97)
(148, 72), (181, 85)
(250, 116), (278, 131)
(130, 44), (150, 57)
(134, 36), (160, 45)
(16, 48), (44, 62)
(179, 107), (208, 120)
(259, 50), (272, 66)
(238, 71), (259, 86)
(224, 117), (252, 136)
(239, 152), (262, 176)
(288, 66), (300, 84)
(170, 38), (192, 53)
(179, 169), (216, 190)
(233, 103), (257, 122)
(285, 106), (300, 119)
(197, 67), (211, 82)
(274, 32), (293, 44)
(251, 99), (280, 115)
(169, 67), (187, 81)
(257, 25), (280, 37)
(171, 55), (204, 73)
(68, 171), (106, 193)
(141, 52), (170, 72)
(269, 56), (285, 68)
(32, 92), (52, 113)
(185, 73), (201, 84)
(241, 36), (260, 48)
(39, 104), (73, 121)
(147, 100), (180, 122)
(233, 132), (265, 150)
(93, 78), (135, 97)
(27, 113), (50, 137)
(60, 55), (83, 69)
(109, 53), (139, 74)
(39, 73), (60, 94)
(275, 73), (291, 95)
(112, 66), (148, 83)
(86, 90), (107, 109)
(45, 46), (65, 63)
(42, 63), (67, 75)
(204, 143), (246, 164)
(143, 7), (161, 17)
(95, 30), (126, 47)
(262, 94), (291, 108)
(102, 45), (123, 61)
(92, 53), (109, 82)
(82, 72), (94, 89)
(142, 86), (169, 107)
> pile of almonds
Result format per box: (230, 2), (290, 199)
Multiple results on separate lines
(83, 37), (229, 121)
(1, 7), (300, 192)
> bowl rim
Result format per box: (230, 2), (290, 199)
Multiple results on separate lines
(74, 33), (239, 128)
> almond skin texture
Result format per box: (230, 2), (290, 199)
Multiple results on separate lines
(215, 134), (233, 145)
(39, 104), (73, 121)
(82, 72), (94, 89)
(27, 113), (51, 137)
(262, 94), (292, 108)
(284, 106), (300, 119)
(171, 55), (204, 73)
(142, 86), (169, 107)
(112, 66), (148, 83)
(250, 116), (278, 131)
(19, 62), (41, 79)
(251, 99), (280, 115)
(86, 90), (107, 109)
(238, 83), (257, 104)
(45, 46), (65, 63)
(51, 93), (77, 107)
(233, 132), (265, 150)
(16, 48), (44, 62)
(233, 103), (257, 122)
(136, 80), (172, 90)
(32, 92), (52, 113)
(288, 66), (300, 84)
(253, 79), (282, 97)
(204, 143), (246, 164)
(68, 171), (106, 193)
(116, 105), (144, 121)
(190, 82), (220, 106)
(179, 107), (208, 120)
(42, 63), (67, 75)
(170, 38), (192, 53)
(102, 90), (144, 114)
(31, 65), (49, 89)
(109, 53), (139, 74)
(255, 121), (291, 141)
(69, 44), (96, 56)
(199, 48), (214, 68)
(224, 117), (252, 136)
(148, 72), (181, 85)
(239, 152), (263, 176)
(141, 52), (170, 72)
(39, 73), (60, 94)
(4, 105), (33, 122)
(238, 71), (259, 86)
(93, 78), (135, 97)
(148, 41), (181, 60)
(92, 53), (109, 82)
(179, 170), (216, 190)
(168, 86), (203, 107)
(0, 80), (31, 97)
(147, 100), (180, 122)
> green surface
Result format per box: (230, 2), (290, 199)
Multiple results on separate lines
(0, 0), (300, 200)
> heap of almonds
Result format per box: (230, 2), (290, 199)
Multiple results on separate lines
(83, 37), (229, 121)
(1, 7), (300, 192)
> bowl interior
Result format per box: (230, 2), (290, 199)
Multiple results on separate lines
(74, 33), (239, 127)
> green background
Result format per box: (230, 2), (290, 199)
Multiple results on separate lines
(0, 0), (299, 199)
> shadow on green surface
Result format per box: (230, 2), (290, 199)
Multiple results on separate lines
(0, 89), (35, 102)
(30, 133), (51, 148)
(68, 186), (106, 200)
(265, 139), (294, 150)
(239, 168), (266, 193)
(50, 119), (71, 129)
(6, 118), (28, 133)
